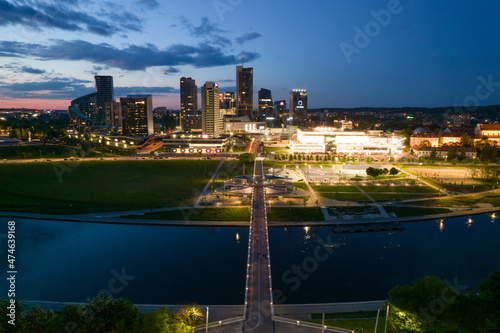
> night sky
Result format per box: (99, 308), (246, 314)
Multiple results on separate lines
(0, 0), (500, 110)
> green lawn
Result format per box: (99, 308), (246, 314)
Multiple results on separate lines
(127, 208), (251, 221)
(263, 161), (295, 168)
(383, 206), (451, 217)
(312, 185), (360, 192)
(267, 207), (324, 221)
(369, 193), (437, 202)
(360, 185), (439, 193)
(0, 144), (136, 159)
(264, 147), (289, 153)
(417, 191), (500, 207)
(0, 160), (219, 214)
(293, 182), (309, 190)
(214, 160), (253, 180)
(318, 192), (371, 202)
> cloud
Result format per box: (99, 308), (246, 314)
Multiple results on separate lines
(0, 39), (260, 71)
(0, 76), (178, 100)
(115, 86), (178, 96)
(0, 0), (142, 36)
(179, 16), (232, 47)
(0, 63), (46, 74)
(20, 66), (46, 74)
(134, 0), (159, 9)
(235, 32), (262, 44)
(163, 66), (180, 75)
(0, 77), (94, 99)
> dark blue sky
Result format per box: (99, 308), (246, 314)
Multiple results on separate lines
(0, 0), (499, 109)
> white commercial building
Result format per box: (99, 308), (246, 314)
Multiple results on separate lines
(290, 127), (405, 154)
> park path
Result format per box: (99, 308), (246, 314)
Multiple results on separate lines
(194, 159), (225, 208)
(394, 166), (451, 197)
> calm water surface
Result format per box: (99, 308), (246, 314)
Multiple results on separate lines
(1, 214), (499, 305)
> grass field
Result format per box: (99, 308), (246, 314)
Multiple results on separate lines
(312, 185), (360, 192)
(127, 208), (251, 221)
(369, 193), (437, 202)
(214, 160), (253, 180)
(0, 160), (219, 214)
(360, 185), (439, 193)
(417, 191), (500, 207)
(264, 147), (289, 153)
(293, 182), (309, 190)
(318, 192), (371, 202)
(383, 206), (451, 217)
(267, 207), (324, 221)
(263, 161), (295, 168)
(0, 144), (136, 159)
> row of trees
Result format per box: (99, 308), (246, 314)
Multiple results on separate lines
(1, 295), (204, 333)
(365, 167), (399, 177)
(388, 271), (500, 332)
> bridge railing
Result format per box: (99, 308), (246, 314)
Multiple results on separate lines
(262, 183), (275, 319)
(273, 316), (354, 333)
(193, 315), (244, 331)
(243, 186), (255, 319)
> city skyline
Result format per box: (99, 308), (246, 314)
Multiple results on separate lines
(1, 0), (500, 110)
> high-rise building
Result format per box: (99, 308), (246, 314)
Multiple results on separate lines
(121, 95), (153, 137)
(105, 101), (122, 127)
(180, 77), (198, 117)
(202, 82), (221, 138)
(219, 91), (236, 115)
(94, 75), (114, 125)
(181, 114), (202, 132)
(274, 100), (287, 127)
(69, 92), (98, 129)
(258, 88), (273, 123)
(236, 66), (253, 119)
(290, 89), (308, 127)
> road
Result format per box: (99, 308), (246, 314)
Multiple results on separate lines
(243, 157), (275, 332)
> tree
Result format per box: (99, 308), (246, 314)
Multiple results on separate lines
(22, 306), (58, 333)
(429, 147), (437, 159)
(289, 154), (293, 161)
(389, 167), (400, 175)
(401, 128), (412, 148)
(479, 270), (500, 326)
(388, 276), (456, 331)
(460, 133), (472, 147)
(420, 140), (431, 147)
(173, 304), (204, 328)
(475, 137), (498, 162)
(447, 147), (459, 161)
(448, 293), (489, 333)
(238, 153), (255, 163)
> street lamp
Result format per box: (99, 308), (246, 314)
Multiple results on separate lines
(205, 306), (209, 333)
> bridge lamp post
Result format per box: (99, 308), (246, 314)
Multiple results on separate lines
(205, 306), (209, 333)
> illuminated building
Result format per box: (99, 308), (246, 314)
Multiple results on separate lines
(290, 89), (307, 127)
(274, 100), (286, 126)
(180, 77), (198, 117)
(181, 114), (202, 132)
(219, 91), (236, 116)
(236, 66), (253, 118)
(94, 75), (114, 125)
(202, 82), (221, 138)
(290, 127), (405, 154)
(120, 95), (153, 137)
(258, 88), (273, 124)
(69, 92), (97, 129)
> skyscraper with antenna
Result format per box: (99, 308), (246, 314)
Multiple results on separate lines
(236, 56), (253, 119)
